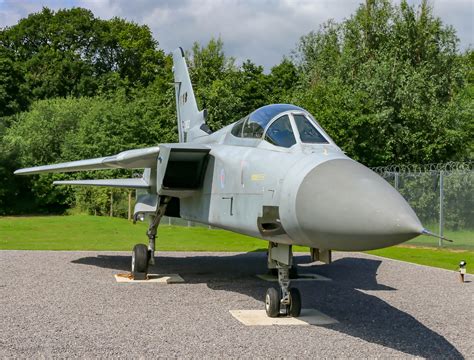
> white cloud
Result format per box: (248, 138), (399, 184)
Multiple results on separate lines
(1, 0), (472, 69)
(73, 0), (364, 69)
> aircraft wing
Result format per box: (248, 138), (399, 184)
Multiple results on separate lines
(14, 146), (160, 175)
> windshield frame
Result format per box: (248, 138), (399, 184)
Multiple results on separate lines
(261, 110), (330, 148)
(261, 110), (299, 148)
(289, 111), (329, 145)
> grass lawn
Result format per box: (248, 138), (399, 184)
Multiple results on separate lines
(1, 215), (472, 274)
(367, 247), (473, 274)
(405, 228), (473, 250)
(0, 215), (275, 252)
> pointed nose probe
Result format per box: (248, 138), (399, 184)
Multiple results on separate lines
(294, 159), (423, 251)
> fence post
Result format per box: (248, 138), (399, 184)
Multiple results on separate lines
(109, 190), (113, 217)
(394, 172), (400, 190)
(439, 171), (444, 247)
(128, 190), (132, 221)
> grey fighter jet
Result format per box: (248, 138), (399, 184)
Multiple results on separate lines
(15, 48), (425, 318)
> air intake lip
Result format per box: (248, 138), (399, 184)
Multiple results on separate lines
(258, 206), (286, 236)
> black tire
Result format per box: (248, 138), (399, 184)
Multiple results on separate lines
(288, 288), (302, 317)
(132, 244), (149, 274)
(265, 288), (280, 317)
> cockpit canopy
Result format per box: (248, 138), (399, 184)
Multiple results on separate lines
(231, 104), (329, 148)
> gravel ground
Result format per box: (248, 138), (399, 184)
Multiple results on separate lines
(0, 251), (472, 359)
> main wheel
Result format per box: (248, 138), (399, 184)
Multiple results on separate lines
(265, 288), (280, 318)
(288, 288), (302, 317)
(132, 244), (149, 274)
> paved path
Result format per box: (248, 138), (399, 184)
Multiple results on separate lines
(0, 251), (471, 358)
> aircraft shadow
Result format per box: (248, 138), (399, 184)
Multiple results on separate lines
(72, 252), (463, 359)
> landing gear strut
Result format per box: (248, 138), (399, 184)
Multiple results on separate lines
(131, 196), (171, 279)
(265, 243), (302, 317)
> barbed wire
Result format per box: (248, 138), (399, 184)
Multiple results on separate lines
(371, 161), (473, 175)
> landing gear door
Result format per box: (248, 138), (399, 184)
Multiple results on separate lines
(156, 145), (172, 190)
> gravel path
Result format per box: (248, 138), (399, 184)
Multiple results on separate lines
(0, 251), (472, 359)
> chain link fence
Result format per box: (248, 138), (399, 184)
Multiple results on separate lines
(372, 162), (473, 250)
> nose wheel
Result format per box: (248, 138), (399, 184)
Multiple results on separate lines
(265, 284), (302, 318)
(265, 288), (280, 317)
(265, 243), (302, 317)
(287, 287), (302, 317)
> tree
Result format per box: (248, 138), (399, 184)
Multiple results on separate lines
(268, 58), (298, 103)
(0, 47), (27, 116)
(238, 59), (270, 111)
(293, 0), (471, 166)
(0, 7), (166, 103)
(0, 8), (172, 214)
(188, 38), (245, 130)
(2, 74), (177, 214)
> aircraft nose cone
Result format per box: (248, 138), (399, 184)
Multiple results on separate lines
(295, 159), (423, 250)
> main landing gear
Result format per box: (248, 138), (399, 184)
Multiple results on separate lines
(131, 196), (171, 280)
(265, 243), (301, 318)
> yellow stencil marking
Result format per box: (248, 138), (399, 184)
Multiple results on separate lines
(251, 174), (265, 181)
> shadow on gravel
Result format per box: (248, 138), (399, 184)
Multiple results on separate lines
(72, 253), (463, 359)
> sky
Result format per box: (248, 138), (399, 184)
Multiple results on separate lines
(0, 0), (472, 70)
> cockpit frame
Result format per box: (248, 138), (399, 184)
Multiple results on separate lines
(229, 104), (334, 149)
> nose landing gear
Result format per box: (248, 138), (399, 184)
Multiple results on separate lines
(265, 243), (302, 317)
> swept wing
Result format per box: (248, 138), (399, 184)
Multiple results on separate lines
(14, 146), (160, 175)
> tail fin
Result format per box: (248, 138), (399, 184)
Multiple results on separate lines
(173, 47), (211, 142)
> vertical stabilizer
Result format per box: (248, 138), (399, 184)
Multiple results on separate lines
(173, 47), (210, 142)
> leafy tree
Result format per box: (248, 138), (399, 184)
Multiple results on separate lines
(188, 38), (245, 130)
(268, 58), (298, 102)
(238, 60), (270, 111)
(0, 7), (166, 103)
(0, 7), (172, 214)
(189, 38), (234, 90)
(0, 47), (27, 116)
(293, 0), (471, 166)
(3, 75), (176, 214)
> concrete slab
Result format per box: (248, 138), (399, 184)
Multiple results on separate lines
(256, 273), (331, 282)
(114, 273), (184, 284)
(229, 309), (338, 326)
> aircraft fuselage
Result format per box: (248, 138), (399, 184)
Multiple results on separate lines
(174, 111), (422, 251)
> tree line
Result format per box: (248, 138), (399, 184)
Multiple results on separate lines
(0, 0), (472, 216)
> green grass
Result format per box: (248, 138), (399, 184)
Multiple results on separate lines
(0, 214), (308, 252)
(405, 228), (474, 250)
(1, 215), (472, 274)
(367, 247), (473, 274)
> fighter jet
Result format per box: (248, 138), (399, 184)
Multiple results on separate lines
(15, 47), (425, 318)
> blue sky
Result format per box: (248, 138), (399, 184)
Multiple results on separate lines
(1, 0), (472, 69)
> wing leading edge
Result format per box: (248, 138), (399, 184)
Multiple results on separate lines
(53, 178), (150, 189)
(14, 146), (160, 175)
